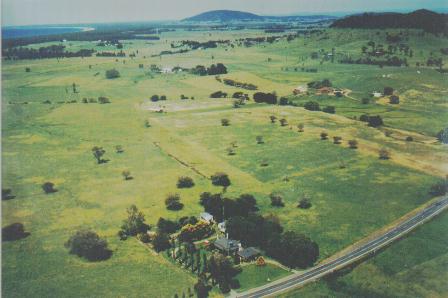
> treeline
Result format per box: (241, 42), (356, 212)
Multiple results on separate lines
(2, 45), (94, 60)
(217, 78), (257, 90)
(191, 63), (227, 76)
(340, 56), (408, 67)
(96, 51), (126, 57)
(331, 9), (448, 35)
(173, 39), (231, 49)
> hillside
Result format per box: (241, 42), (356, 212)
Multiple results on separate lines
(331, 9), (448, 34)
(182, 10), (263, 22)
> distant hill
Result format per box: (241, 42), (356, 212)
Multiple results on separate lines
(331, 9), (448, 34)
(183, 10), (263, 22)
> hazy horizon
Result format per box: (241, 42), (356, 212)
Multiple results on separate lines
(2, 0), (447, 26)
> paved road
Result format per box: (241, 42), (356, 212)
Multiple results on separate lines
(237, 197), (448, 298)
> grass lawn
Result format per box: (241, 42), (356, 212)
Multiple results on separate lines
(236, 263), (291, 292)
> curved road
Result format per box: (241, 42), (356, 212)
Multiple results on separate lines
(237, 197), (448, 298)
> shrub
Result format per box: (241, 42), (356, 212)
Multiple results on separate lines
(436, 128), (448, 144)
(211, 91), (227, 98)
(348, 139), (358, 149)
(151, 95), (159, 102)
(298, 198), (312, 209)
(152, 232), (171, 252)
(120, 205), (150, 236)
(269, 115), (277, 123)
(333, 136), (342, 144)
(429, 181), (448, 196)
(270, 194), (285, 207)
(361, 97), (370, 104)
(165, 193), (184, 210)
(389, 95), (400, 104)
(221, 119), (230, 126)
(42, 182), (57, 194)
(2, 188), (15, 200)
(256, 135), (264, 144)
(105, 68), (120, 79)
(383, 86), (394, 95)
(379, 148), (390, 159)
(122, 170), (132, 180)
(405, 136), (414, 142)
(279, 97), (289, 105)
(320, 132), (328, 140)
(157, 217), (180, 234)
(98, 96), (110, 104)
(359, 114), (370, 122)
(137, 232), (151, 243)
(2, 223), (30, 241)
(322, 106), (335, 114)
(178, 220), (213, 242)
(65, 230), (112, 261)
(25, 67), (31, 72)
(297, 123), (304, 132)
(304, 101), (320, 111)
(253, 92), (277, 104)
(177, 176), (195, 188)
(367, 115), (383, 127)
(211, 172), (231, 188)
(279, 118), (288, 126)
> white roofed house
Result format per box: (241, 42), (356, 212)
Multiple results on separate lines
(200, 212), (214, 223)
(293, 85), (308, 95)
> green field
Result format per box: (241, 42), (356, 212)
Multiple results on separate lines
(2, 27), (447, 297)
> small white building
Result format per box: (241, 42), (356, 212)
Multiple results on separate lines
(372, 91), (382, 98)
(218, 222), (226, 233)
(161, 67), (173, 74)
(293, 85), (308, 95)
(200, 212), (214, 223)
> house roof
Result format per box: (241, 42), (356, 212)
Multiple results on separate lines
(237, 247), (261, 259)
(214, 238), (240, 251)
(200, 212), (214, 221)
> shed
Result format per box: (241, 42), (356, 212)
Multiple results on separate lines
(200, 212), (214, 223)
(237, 247), (261, 261)
(214, 238), (240, 254)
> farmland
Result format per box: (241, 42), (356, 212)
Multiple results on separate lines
(2, 25), (447, 297)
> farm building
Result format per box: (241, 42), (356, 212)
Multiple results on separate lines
(316, 87), (334, 95)
(293, 85), (308, 95)
(372, 91), (382, 97)
(214, 237), (240, 255)
(237, 247), (261, 262)
(200, 212), (214, 223)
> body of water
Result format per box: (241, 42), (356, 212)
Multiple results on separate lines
(2, 25), (95, 39)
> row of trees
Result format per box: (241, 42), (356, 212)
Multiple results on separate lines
(191, 63), (227, 76)
(3, 45), (94, 60)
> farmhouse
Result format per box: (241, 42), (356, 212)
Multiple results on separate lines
(372, 91), (382, 98)
(214, 237), (240, 255)
(237, 247), (261, 262)
(316, 87), (333, 95)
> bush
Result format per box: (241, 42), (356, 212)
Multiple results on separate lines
(2, 223), (30, 241)
(152, 232), (171, 252)
(2, 188), (15, 200)
(157, 217), (180, 234)
(333, 136), (342, 144)
(178, 220), (213, 242)
(269, 115), (277, 123)
(120, 205), (150, 236)
(322, 106), (335, 114)
(211, 172), (231, 188)
(98, 96), (110, 104)
(221, 119), (230, 126)
(320, 132), (328, 140)
(279, 97), (289, 105)
(367, 115), (383, 127)
(160, 95), (167, 101)
(405, 136), (414, 142)
(297, 123), (304, 132)
(210, 91), (227, 98)
(256, 135), (264, 144)
(270, 194), (285, 207)
(137, 232), (151, 243)
(298, 198), (312, 209)
(42, 182), (57, 194)
(253, 92), (277, 104)
(65, 230), (112, 261)
(105, 69), (120, 79)
(429, 181), (447, 196)
(25, 67), (31, 72)
(436, 128), (448, 144)
(165, 193), (184, 210)
(383, 86), (394, 96)
(279, 118), (288, 126)
(177, 176), (195, 188)
(359, 114), (370, 122)
(304, 101), (320, 111)
(379, 148), (390, 159)
(122, 170), (132, 180)
(389, 95), (400, 104)
(361, 97), (370, 104)
(151, 95), (159, 102)
(348, 139), (358, 149)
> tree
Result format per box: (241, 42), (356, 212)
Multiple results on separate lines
(226, 147), (236, 155)
(194, 277), (211, 298)
(389, 95), (400, 104)
(210, 91), (227, 98)
(297, 123), (304, 132)
(361, 97), (370, 104)
(298, 197), (312, 209)
(199, 192), (224, 222)
(25, 67), (31, 72)
(379, 148), (390, 160)
(65, 230), (112, 261)
(178, 221), (213, 242)
(320, 132), (328, 140)
(368, 115), (383, 127)
(279, 97), (289, 105)
(322, 106), (335, 114)
(160, 95), (167, 101)
(72, 82), (77, 93)
(105, 68), (120, 79)
(383, 86), (394, 96)
(152, 232), (171, 252)
(304, 101), (320, 111)
(348, 139), (358, 149)
(122, 170), (132, 180)
(157, 217), (180, 234)
(211, 173), (231, 188)
(221, 119), (230, 126)
(165, 193), (184, 211)
(120, 205), (150, 236)
(2, 223), (30, 241)
(208, 252), (240, 292)
(42, 182), (57, 194)
(270, 193), (285, 207)
(115, 145), (124, 153)
(92, 146), (106, 164)
(98, 96), (111, 104)
(253, 92), (277, 104)
(256, 136), (264, 144)
(429, 180), (447, 196)
(269, 231), (319, 269)
(151, 95), (160, 102)
(177, 176), (195, 188)
(279, 118), (288, 126)
(436, 128), (448, 144)
(333, 136), (342, 144)
(269, 115), (277, 123)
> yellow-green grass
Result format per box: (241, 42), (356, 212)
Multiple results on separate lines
(2, 28), (447, 297)
(280, 212), (448, 298)
(236, 263), (291, 293)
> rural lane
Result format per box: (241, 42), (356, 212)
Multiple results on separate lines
(235, 197), (448, 298)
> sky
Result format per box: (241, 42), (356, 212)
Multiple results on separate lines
(2, 0), (447, 26)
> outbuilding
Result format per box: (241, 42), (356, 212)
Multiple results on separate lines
(214, 238), (240, 255)
(237, 247), (261, 262)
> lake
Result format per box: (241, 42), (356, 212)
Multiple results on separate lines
(2, 25), (95, 39)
